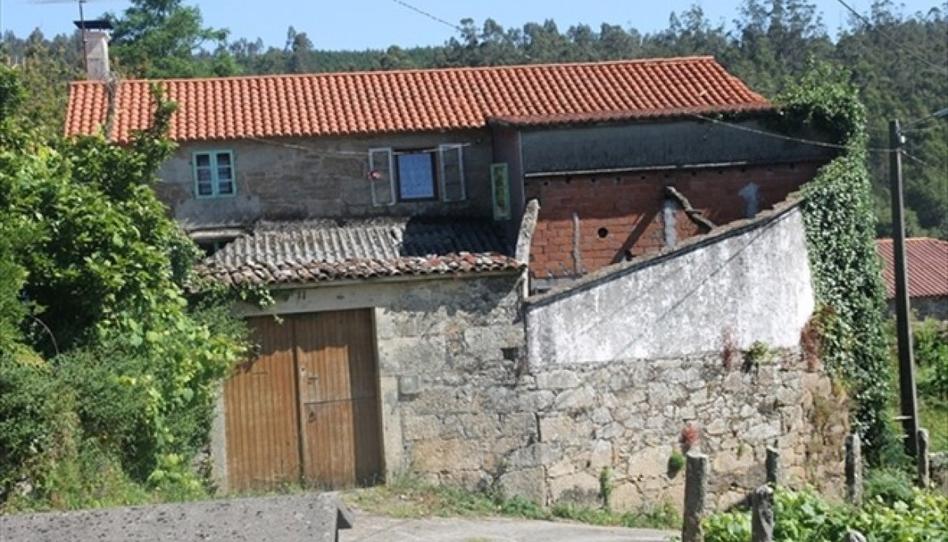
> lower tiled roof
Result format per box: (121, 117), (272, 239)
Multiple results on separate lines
(198, 218), (522, 286)
(876, 238), (948, 300)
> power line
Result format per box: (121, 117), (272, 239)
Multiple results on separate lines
(389, 0), (464, 33)
(689, 113), (896, 154)
(834, 0), (948, 75)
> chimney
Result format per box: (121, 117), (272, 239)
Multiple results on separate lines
(74, 19), (113, 80)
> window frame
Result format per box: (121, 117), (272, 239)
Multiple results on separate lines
(192, 150), (237, 199)
(394, 149), (439, 202)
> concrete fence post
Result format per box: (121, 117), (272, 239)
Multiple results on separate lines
(845, 433), (863, 505)
(681, 452), (708, 542)
(765, 447), (780, 486)
(917, 428), (930, 488)
(751, 485), (774, 542)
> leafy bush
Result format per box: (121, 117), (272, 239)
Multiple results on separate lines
(704, 487), (948, 542)
(0, 357), (69, 494)
(915, 319), (948, 397)
(0, 66), (250, 509)
(865, 467), (915, 506)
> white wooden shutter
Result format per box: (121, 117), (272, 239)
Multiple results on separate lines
(368, 147), (395, 206)
(438, 144), (465, 202)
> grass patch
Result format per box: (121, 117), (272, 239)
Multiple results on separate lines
(342, 472), (679, 530)
(919, 397), (947, 452)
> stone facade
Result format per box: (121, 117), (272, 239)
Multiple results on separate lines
(155, 130), (495, 230)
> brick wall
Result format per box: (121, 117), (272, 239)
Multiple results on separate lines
(525, 161), (825, 278)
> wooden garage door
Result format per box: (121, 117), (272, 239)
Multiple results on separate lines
(223, 310), (382, 492)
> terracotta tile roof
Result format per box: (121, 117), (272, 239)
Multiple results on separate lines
(876, 238), (948, 299)
(65, 57), (770, 143)
(198, 218), (523, 286)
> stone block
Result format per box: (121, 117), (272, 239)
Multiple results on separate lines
(539, 415), (592, 444)
(626, 445), (671, 479)
(398, 375), (422, 397)
(536, 369), (581, 390)
(549, 471), (600, 506)
(377, 336), (447, 374)
(498, 467), (547, 505)
(411, 439), (483, 472)
(402, 414), (440, 440)
(554, 385), (596, 411)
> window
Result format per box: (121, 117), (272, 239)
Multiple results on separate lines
(367, 145), (466, 206)
(193, 151), (235, 198)
(396, 151), (436, 200)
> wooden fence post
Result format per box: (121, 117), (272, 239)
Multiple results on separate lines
(845, 433), (862, 505)
(917, 428), (930, 488)
(682, 452), (708, 542)
(751, 485), (774, 542)
(765, 447), (780, 486)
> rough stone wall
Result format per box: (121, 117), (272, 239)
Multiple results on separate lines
(392, 334), (848, 511)
(526, 162), (823, 278)
(154, 130), (494, 230)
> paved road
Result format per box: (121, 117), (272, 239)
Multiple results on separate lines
(342, 511), (676, 542)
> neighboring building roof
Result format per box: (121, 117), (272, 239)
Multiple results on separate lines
(65, 57), (770, 143)
(876, 237), (948, 300)
(198, 218), (523, 286)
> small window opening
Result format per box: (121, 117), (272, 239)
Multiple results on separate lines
(597, 227), (609, 239)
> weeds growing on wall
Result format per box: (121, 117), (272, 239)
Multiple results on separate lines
(777, 61), (894, 464)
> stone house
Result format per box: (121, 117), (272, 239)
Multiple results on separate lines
(65, 45), (846, 510)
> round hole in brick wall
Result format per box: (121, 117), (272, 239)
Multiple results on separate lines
(597, 227), (609, 239)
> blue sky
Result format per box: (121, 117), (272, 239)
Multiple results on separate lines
(2, 0), (940, 50)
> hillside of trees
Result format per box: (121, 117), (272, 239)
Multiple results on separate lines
(3, 0), (945, 238)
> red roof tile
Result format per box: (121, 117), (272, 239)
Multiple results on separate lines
(876, 238), (948, 299)
(65, 57), (770, 143)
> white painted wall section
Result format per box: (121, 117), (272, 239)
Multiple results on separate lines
(526, 206), (815, 367)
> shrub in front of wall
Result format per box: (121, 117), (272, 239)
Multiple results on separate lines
(0, 354), (73, 500)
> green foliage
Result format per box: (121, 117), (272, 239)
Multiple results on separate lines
(667, 451), (686, 476)
(345, 472), (678, 529)
(0, 358), (68, 493)
(915, 319), (948, 397)
(599, 466), (613, 511)
(550, 500), (680, 529)
(865, 467), (915, 506)
(786, 62), (894, 464)
(704, 487), (948, 542)
(743, 340), (776, 370)
(108, 0), (235, 78)
(0, 65), (249, 509)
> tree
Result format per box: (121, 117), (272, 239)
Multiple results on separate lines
(108, 0), (235, 78)
(0, 66), (249, 501)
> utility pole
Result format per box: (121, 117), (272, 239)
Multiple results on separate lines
(889, 119), (919, 458)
